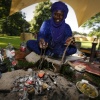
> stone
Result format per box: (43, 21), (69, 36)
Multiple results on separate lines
(0, 70), (80, 100)
(0, 70), (30, 91)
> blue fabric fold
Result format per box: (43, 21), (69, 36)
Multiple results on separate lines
(27, 1), (77, 57)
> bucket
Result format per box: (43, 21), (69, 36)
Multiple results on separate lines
(20, 33), (33, 41)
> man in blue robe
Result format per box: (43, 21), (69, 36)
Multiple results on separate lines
(27, 1), (77, 58)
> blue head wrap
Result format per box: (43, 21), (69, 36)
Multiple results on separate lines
(51, 1), (68, 19)
(50, 1), (69, 43)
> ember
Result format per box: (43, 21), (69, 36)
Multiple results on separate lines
(12, 70), (55, 99)
(10, 70), (80, 100)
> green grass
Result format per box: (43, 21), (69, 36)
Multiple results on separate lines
(0, 36), (22, 49)
(0, 36), (99, 49)
(81, 41), (92, 48)
(76, 41), (99, 49)
(1, 36), (100, 96)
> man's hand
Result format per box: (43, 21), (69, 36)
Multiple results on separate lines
(65, 37), (75, 45)
(39, 38), (48, 49)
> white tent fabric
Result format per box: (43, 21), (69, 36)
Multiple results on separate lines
(10, 0), (100, 26)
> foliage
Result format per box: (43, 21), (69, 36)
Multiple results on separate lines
(82, 12), (100, 37)
(73, 31), (87, 36)
(88, 31), (100, 38)
(82, 17), (100, 50)
(60, 65), (76, 82)
(84, 72), (100, 87)
(2, 12), (30, 36)
(0, 0), (11, 34)
(0, 0), (30, 36)
(0, 0), (11, 18)
(30, 0), (52, 35)
(16, 60), (34, 70)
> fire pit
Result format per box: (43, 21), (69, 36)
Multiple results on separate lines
(10, 70), (80, 100)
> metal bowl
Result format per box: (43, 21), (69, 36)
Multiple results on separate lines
(76, 81), (98, 98)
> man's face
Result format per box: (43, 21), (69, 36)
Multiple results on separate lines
(53, 10), (64, 23)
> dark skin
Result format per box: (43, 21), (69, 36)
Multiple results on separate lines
(39, 10), (75, 49)
(53, 10), (64, 23)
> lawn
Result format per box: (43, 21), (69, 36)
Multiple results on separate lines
(76, 41), (99, 49)
(0, 36), (22, 49)
(1, 36), (100, 97)
(0, 36), (99, 49)
(81, 41), (92, 48)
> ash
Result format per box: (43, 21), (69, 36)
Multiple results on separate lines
(0, 70), (80, 100)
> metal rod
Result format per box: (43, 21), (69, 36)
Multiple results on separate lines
(89, 38), (97, 62)
(38, 49), (46, 69)
(60, 37), (74, 68)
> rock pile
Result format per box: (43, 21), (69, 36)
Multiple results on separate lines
(0, 70), (80, 100)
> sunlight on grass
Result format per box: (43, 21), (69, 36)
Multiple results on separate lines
(0, 36), (22, 48)
(81, 42), (92, 48)
(0, 43), (7, 45)
(81, 41), (99, 49)
(0, 36), (99, 49)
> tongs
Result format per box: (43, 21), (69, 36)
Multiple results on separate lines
(38, 48), (46, 69)
(60, 37), (74, 68)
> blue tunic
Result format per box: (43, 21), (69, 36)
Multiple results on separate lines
(27, 19), (77, 57)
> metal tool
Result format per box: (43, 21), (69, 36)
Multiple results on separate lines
(48, 74), (58, 87)
(38, 40), (48, 69)
(38, 48), (46, 69)
(60, 37), (74, 68)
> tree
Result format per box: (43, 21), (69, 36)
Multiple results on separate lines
(2, 12), (30, 36)
(0, 0), (11, 18)
(30, 0), (52, 35)
(0, 0), (11, 34)
(0, 0), (30, 36)
(82, 12), (100, 50)
(82, 12), (100, 33)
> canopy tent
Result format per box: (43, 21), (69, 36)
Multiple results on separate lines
(10, 0), (100, 27)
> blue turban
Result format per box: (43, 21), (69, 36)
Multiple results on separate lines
(51, 1), (69, 19)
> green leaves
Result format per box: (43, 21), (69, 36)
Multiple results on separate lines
(82, 13), (100, 30)
(30, 0), (52, 35)
(0, 0), (11, 18)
